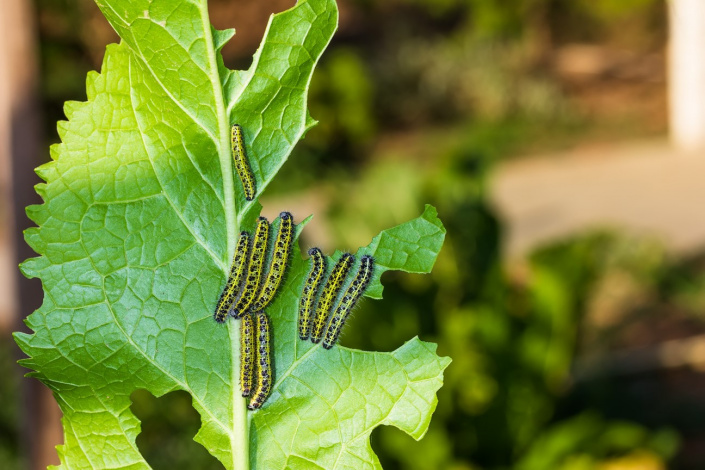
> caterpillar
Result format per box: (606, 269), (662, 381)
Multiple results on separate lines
(298, 247), (326, 340)
(322, 255), (375, 349)
(231, 217), (269, 318)
(248, 311), (272, 410)
(311, 252), (355, 343)
(252, 212), (294, 312)
(213, 231), (251, 323)
(240, 313), (255, 396)
(231, 124), (256, 201)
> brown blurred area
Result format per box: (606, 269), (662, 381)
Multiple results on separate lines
(8, 0), (705, 469)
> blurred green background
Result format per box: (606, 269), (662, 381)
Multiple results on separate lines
(10, 0), (705, 469)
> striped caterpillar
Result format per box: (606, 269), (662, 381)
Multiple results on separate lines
(322, 255), (375, 349)
(298, 247), (326, 340)
(231, 124), (256, 201)
(231, 217), (270, 319)
(248, 311), (272, 410)
(213, 231), (251, 323)
(240, 313), (255, 396)
(252, 212), (294, 312)
(310, 253), (355, 343)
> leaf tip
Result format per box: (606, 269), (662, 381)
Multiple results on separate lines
(34, 182), (47, 200)
(26, 203), (44, 225)
(212, 27), (236, 51)
(422, 204), (446, 233)
(85, 70), (101, 99)
(19, 255), (43, 279)
(13, 332), (34, 358)
(34, 161), (55, 181)
(296, 214), (314, 236)
(63, 100), (84, 120)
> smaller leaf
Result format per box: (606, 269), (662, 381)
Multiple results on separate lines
(363, 204), (446, 299)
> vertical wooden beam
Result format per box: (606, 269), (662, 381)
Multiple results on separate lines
(0, 0), (63, 468)
(669, 0), (705, 152)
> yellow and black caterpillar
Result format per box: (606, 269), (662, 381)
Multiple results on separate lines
(240, 313), (255, 396)
(311, 253), (355, 343)
(252, 212), (294, 312)
(231, 124), (256, 201)
(298, 247), (326, 340)
(213, 231), (251, 323)
(248, 311), (272, 410)
(322, 255), (374, 349)
(231, 217), (270, 319)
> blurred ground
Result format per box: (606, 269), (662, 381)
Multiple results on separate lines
(493, 139), (705, 257)
(0, 232), (17, 332)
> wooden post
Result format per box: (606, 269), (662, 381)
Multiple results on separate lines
(0, 1), (63, 468)
(669, 0), (705, 152)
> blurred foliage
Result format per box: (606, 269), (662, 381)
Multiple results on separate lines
(515, 412), (678, 470)
(0, 342), (24, 470)
(553, 0), (664, 47)
(323, 126), (681, 469)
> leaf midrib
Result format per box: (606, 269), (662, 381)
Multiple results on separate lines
(195, 3), (245, 470)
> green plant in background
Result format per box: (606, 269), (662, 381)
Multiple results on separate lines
(13, 0), (449, 468)
(320, 128), (680, 469)
(515, 412), (678, 470)
(0, 343), (24, 470)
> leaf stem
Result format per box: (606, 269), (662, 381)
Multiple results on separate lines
(229, 322), (249, 469)
(198, 0), (245, 468)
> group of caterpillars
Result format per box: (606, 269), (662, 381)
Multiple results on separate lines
(215, 123), (375, 411)
(213, 213), (293, 410)
(298, 249), (375, 349)
(213, 124), (285, 410)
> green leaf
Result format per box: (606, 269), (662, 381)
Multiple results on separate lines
(14, 0), (450, 469)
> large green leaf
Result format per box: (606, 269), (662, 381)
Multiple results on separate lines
(14, 0), (450, 469)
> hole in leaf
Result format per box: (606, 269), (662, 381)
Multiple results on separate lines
(342, 272), (429, 353)
(371, 423), (452, 470)
(130, 389), (224, 470)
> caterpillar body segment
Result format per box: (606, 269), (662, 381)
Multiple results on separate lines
(240, 313), (255, 396)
